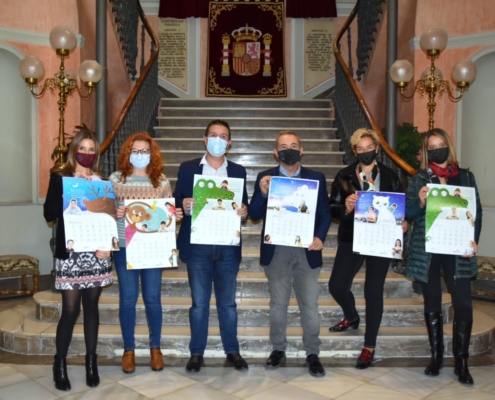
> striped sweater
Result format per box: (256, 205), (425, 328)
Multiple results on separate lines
(109, 172), (172, 247)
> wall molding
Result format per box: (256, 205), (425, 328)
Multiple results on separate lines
(410, 31), (495, 51)
(0, 27), (84, 48)
(141, 0), (356, 17)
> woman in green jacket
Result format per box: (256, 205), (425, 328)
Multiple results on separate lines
(406, 128), (482, 385)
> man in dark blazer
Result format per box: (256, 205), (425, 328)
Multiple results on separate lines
(174, 120), (249, 373)
(249, 131), (331, 377)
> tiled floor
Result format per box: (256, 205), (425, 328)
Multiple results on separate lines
(2, 363), (495, 399)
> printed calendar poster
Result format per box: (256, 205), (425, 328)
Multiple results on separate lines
(264, 176), (318, 248)
(353, 191), (405, 259)
(124, 198), (178, 269)
(62, 177), (118, 252)
(425, 184), (476, 255)
(191, 175), (244, 245)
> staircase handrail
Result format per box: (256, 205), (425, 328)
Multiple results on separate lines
(100, 4), (158, 156)
(333, 0), (416, 176)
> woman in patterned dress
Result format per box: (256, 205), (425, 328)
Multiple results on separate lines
(44, 130), (112, 391)
(110, 132), (183, 374)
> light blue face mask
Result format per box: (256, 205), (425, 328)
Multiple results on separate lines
(130, 153), (150, 170)
(207, 136), (228, 157)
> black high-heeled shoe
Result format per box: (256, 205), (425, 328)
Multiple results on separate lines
(329, 316), (360, 332)
(53, 355), (71, 391)
(85, 354), (100, 388)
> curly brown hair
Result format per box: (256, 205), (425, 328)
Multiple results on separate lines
(117, 132), (164, 188)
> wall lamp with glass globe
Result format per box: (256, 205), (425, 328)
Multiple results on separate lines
(19, 25), (103, 172)
(389, 26), (477, 130)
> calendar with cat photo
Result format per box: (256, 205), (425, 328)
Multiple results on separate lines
(352, 191), (405, 258)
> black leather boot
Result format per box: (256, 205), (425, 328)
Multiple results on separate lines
(85, 354), (100, 387)
(424, 311), (444, 376)
(53, 355), (71, 391)
(453, 319), (474, 384)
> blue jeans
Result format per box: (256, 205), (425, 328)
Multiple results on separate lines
(187, 244), (240, 355)
(113, 248), (163, 350)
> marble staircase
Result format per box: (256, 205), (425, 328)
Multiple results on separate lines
(1, 98), (493, 359)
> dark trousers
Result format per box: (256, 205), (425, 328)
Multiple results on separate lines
(421, 254), (472, 323)
(329, 241), (390, 348)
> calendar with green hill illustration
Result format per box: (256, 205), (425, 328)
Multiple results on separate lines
(425, 184), (476, 255)
(191, 175), (244, 246)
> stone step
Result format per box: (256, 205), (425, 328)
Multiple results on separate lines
(156, 138), (341, 152)
(155, 127), (337, 140)
(2, 306), (493, 358)
(157, 117), (334, 128)
(164, 164), (344, 180)
(160, 107), (331, 119)
(166, 176), (335, 195)
(34, 291), (452, 328)
(159, 98), (332, 109)
(161, 150), (344, 166)
(100, 271), (414, 299)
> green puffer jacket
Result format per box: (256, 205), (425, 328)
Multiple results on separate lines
(405, 168), (482, 283)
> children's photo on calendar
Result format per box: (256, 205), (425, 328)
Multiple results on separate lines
(190, 175), (244, 245)
(264, 176), (319, 248)
(425, 184), (476, 255)
(124, 198), (178, 269)
(352, 191), (405, 258)
(62, 177), (118, 252)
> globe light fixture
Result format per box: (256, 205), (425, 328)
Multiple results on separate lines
(20, 25), (103, 172)
(389, 26), (476, 130)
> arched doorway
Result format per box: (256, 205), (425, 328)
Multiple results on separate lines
(458, 48), (495, 256)
(0, 44), (37, 203)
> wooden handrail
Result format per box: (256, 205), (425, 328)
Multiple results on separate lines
(333, 0), (417, 176)
(100, 2), (159, 154)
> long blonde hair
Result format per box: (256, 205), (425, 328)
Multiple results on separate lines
(420, 128), (458, 170)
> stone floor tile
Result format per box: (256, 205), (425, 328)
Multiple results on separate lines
(118, 369), (196, 398)
(0, 364), (30, 388)
(370, 367), (452, 398)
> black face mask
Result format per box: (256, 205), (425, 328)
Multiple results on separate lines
(428, 147), (449, 164)
(357, 150), (377, 166)
(277, 149), (300, 166)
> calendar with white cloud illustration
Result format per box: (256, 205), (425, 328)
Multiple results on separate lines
(264, 176), (319, 248)
(62, 177), (118, 252)
(425, 184), (476, 255)
(353, 191), (405, 259)
(190, 175), (244, 246)
(124, 198), (177, 269)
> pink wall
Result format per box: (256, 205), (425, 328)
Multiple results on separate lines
(0, 0), (81, 197)
(0, 0), (137, 196)
(410, 0), (495, 137)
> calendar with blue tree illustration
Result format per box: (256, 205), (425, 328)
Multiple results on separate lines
(264, 176), (319, 248)
(353, 191), (405, 258)
(191, 175), (244, 245)
(425, 184), (476, 255)
(62, 177), (118, 252)
(124, 198), (178, 269)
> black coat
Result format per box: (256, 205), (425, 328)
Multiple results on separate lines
(43, 173), (70, 260)
(329, 162), (403, 243)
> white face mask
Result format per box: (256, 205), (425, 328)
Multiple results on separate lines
(207, 137), (228, 157)
(130, 153), (150, 170)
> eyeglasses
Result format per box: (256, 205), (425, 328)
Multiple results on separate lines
(130, 148), (151, 155)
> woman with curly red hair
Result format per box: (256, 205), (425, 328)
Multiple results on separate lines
(109, 132), (183, 374)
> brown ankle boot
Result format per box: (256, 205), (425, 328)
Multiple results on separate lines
(150, 348), (164, 371)
(122, 350), (135, 373)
